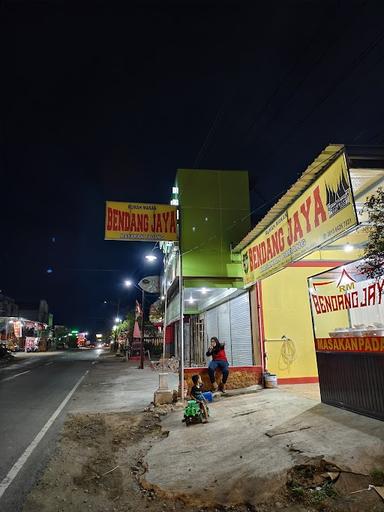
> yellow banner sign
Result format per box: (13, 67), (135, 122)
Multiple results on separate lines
(241, 153), (357, 285)
(105, 201), (178, 241)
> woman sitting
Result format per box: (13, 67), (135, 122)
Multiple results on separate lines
(206, 337), (229, 392)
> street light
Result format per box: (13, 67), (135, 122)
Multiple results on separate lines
(124, 279), (133, 287)
(145, 254), (157, 262)
(115, 317), (121, 323)
(344, 243), (354, 252)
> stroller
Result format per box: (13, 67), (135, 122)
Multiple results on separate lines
(183, 399), (209, 426)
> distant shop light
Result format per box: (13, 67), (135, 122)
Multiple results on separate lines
(96, 334), (103, 339)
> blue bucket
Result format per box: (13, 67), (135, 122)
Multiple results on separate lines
(202, 391), (213, 402)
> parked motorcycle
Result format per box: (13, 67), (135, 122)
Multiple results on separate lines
(0, 343), (14, 360)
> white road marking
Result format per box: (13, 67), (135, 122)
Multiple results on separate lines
(0, 369), (89, 499)
(0, 370), (31, 383)
(45, 362), (53, 366)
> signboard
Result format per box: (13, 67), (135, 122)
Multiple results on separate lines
(311, 277), (384, 315)
(138, 275), (160, 294)
(13, 321), (22, 338)
(315, 337), (384, 354)
(25, 337), (39, 351)
(105, 201), (178, 242)
(241, 153), (358, 285)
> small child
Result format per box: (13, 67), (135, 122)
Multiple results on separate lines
(190, 374), (209, 422)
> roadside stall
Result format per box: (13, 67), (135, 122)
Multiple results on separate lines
(0, 317), (48, 351)
(309, 259), (384, 420)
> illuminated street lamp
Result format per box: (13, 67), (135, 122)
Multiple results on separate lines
(124, 279), (133, 287)
(145, 254), (157, 262)
(115, 317), (121, 323)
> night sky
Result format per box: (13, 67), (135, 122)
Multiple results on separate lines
(2, 1), (384, 333)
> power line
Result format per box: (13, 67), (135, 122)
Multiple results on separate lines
(180, 149), (338, 258)
(262, 26), (384, 163)
(193, 97), (228, 169)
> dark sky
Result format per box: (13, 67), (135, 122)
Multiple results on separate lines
(2, 0), (384, 333)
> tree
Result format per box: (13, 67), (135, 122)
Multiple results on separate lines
(359, 187), (384, 279)
(113, 311), (135, 345)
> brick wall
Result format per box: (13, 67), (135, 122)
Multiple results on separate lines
(184, 365), (262, 392)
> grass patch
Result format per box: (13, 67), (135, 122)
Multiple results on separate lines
(288, 480), (337, 506)
(309, 482), (338, 505)
(289, 485), (305, 499)
(370, 469), (384, 486)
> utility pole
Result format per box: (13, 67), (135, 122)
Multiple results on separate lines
(178, 228), (184, 402)
(139, 288), (145, 369)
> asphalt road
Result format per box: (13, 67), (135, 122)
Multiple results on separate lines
(0, 349), (100, 512)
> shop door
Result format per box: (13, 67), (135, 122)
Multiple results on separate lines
(229, 293), (253, 366)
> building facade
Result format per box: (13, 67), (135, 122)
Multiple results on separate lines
(162, 168), (262, 389)
(234, 144), (384, 419)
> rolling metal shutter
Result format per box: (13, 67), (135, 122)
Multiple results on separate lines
(217, 301), (233, 365)
(229, 293), (253, 366)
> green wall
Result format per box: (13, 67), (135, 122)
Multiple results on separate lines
(177, 169), (250, 278)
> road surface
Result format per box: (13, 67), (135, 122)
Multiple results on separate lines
(0, 349), (100, 512)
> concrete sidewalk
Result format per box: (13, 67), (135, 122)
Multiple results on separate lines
(143, 386), (384, 507)
(69, 352), (179, 413)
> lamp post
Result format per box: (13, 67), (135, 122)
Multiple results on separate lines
(139, 287), (145, 369)
(114, 317), (122, 354)
(123, 278), (145, 369)
(178, 244), (185, 402)
(119, 254), (159, 370)
(139, 253), (158, 370)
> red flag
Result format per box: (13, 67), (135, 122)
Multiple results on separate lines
(133, 320), (141, 339)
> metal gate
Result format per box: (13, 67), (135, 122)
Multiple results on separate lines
(204, 292), (253, 366)
(217, 301), (233, 364)
(317, 352), (384, 421)
(229, 293), (253, 366)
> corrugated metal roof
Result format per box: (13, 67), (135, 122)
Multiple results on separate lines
(233, 144), (345, 253)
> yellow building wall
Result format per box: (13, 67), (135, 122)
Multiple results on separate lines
(261, 264), (348, 381)
(254, 245), (363, 381)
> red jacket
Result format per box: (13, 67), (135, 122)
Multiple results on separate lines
(206, 344), (228, 362)
(213, 347), (227, 361)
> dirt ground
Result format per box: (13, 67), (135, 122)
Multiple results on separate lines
(23, 408), (384, 512)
